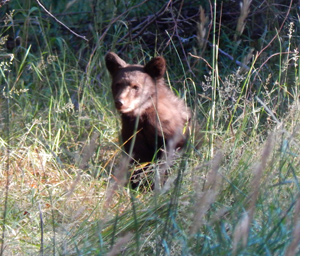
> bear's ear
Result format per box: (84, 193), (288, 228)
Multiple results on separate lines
(144, 56), (166, 80)
(105, 52), (127, 76)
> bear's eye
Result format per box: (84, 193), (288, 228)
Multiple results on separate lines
(131, 85), (139, 91)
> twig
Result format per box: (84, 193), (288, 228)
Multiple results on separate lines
(188, 52), (213, 69)
(169, 0), (196, 77)
(253, 51), (295, 82)
(256, 0), (293, 58)
(250, 0), (294, 87)
(117, 0), (172, 44)
(86, 0), (149, 73)
(35, 0), (88, 42)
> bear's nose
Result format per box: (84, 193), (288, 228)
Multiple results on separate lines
(115, 100), (123, 109)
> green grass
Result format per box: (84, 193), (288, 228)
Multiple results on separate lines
(1, 0), (299, 255)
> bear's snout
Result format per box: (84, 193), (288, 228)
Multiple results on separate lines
(115, 99), (123, 109)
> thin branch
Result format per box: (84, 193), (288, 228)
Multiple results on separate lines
(256, 0), (293, 58)
(253, 51), (295, 82)
(188, 52), (213, 70)
(117, 0), (172, 44)
(35, 0), (88, 42)
(86, 0), (150, 73)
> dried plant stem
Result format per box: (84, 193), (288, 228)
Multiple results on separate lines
(285, 196), (300, 256)
(234, 0), (252, 41)
(189, 151), (223, 235)
(35, 0), (88, 42)
(107, 233), (133, 256)
(188, 52), (213, 70)
(232, 135), (274, 254)
(257, 0), (293, 57)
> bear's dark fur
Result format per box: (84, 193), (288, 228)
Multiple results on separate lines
(106, 52), (192, 164)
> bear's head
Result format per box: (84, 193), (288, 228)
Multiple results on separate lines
(105, 52), (166, 116)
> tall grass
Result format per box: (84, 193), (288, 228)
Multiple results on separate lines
(1, 0), (299, 255)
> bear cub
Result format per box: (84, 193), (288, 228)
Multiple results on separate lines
(105, 52), (192, 164)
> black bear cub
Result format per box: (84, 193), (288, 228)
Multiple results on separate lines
(106, 52), (193, 187)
